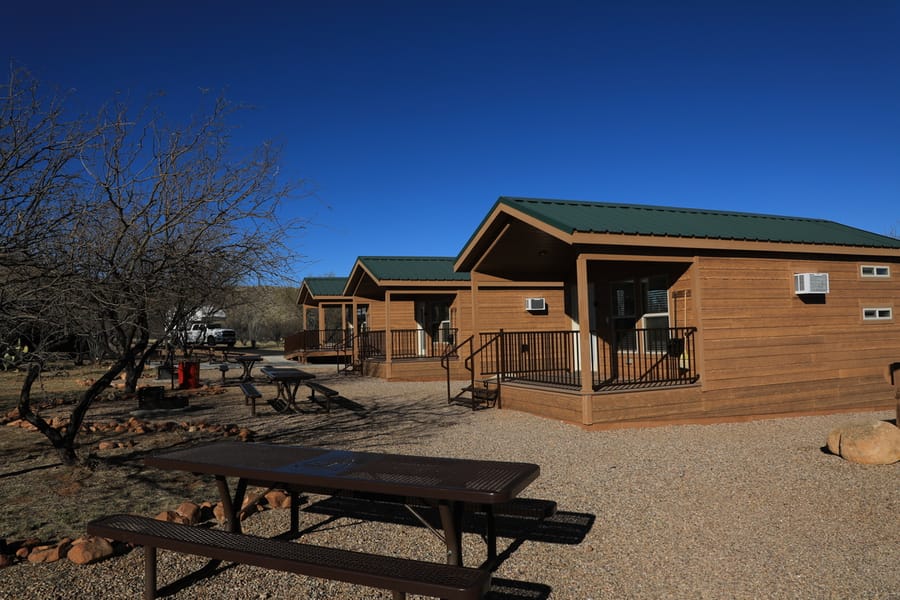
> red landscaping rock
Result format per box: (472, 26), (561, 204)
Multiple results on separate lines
(27, 538), (72, 564)
(265, 490), (291, 509)
(175, 501), (202, 525)
(67, 537), (114, 564)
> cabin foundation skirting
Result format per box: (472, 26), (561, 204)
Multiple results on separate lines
(365, 358), (467, 382)
(500, 377), (895, 427)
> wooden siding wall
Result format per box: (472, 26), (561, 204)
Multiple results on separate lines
(695, 256), (898, 416)
(499, 383), (583, 422)
(362, 300), (387, 331)
(366, 358), (469, 382)
(450, 290), (473, 340)
(471, 286), (569, 332)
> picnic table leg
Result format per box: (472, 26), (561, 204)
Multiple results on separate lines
(437, 500), (465, 566)
(288, 381), (301, 410)
(484, 504), (497, 563)
(215, 476), (248, 534)
(144, 545), (157, 600)
(290, 490), (301, 536)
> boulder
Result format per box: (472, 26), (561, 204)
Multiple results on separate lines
(67, 537), (114, 564)
(27, 539), (71, 563)
(264, 490), (291, 509)
(155, 510), (191, 525)
(175, 501), (202, 525)
(826, 420), (900, 465)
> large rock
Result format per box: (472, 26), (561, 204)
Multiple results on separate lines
(175, 501), (202, 525)
(67, 537), (114, 564)
(826, 420), (900, 465)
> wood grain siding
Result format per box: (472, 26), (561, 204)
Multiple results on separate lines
(591, 386), (703, 424)
(367, 359), (467, 382)
(500, 383), (583, 422)
(364, 301), (387, 330)
(472, 287), (568, 332)
(697, 256), (900, 400)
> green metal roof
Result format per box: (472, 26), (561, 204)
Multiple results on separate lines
(358, 256), (471, 281)
(496, 197), (900, 248)
(302, 277), (348, 297)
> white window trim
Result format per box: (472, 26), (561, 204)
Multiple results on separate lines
(862, 307), (893, 321)
(860, 265), (890, 278)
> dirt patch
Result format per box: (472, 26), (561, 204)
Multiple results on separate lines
(0, 359), (463, 547)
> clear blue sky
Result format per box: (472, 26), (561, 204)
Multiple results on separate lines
(6, 1), (899, 281)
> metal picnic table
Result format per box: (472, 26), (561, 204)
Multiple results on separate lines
(259, 365), (316, 410)
(230, 353), (263, 382)
(145, 441), (541, 567)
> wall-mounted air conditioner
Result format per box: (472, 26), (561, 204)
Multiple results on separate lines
(525, 297), (546, 311)
(794, 273), (829, 294)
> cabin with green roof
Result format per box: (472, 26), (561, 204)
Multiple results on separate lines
(340, 256), (474, 380)
(285, 276), (352, 362)
(453, 197), (900, 425)
(285, 197), (899, 425)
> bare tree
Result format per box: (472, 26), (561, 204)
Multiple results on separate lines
(0, 65), (87, 361)
(5, 69), (305, 465)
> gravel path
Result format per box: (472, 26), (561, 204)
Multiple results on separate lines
(0, 367), (897, 599)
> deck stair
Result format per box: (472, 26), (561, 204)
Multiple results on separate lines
(442, 334), (502, 410)
(458, 379), (499, 410)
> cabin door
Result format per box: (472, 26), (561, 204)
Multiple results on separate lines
(415, 300), (451, 356)
(568, 283), (598, 374)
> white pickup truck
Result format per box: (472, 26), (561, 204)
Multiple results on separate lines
(184, 322), (237, 347)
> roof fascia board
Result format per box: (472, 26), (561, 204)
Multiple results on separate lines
(378, 280), (470, 289)
(475, 281), (566, 289)
(455, 201), (507, 271)
(343, 260), (379, 296)
(570, 232), (900, 257)
(469, 221), (513, 273)
(457, 201), (579, 272)
(578, 252), (695, 263)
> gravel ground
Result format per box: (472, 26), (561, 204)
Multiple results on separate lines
(0, 363), (897, 599)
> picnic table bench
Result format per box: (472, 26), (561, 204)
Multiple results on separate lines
(87, 514), (490, 600)
(239, 382), (263, 416)
(239, 382), (294, 416)
(305, 381), (340, 413)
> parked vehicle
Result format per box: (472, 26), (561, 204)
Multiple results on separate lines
(184, 322), (236, 347)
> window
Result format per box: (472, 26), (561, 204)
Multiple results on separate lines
(863, 307), (892, 321)
(860, 265), (890, 278)
(611, 281), (638, 351)
(611, 276), (670, 352)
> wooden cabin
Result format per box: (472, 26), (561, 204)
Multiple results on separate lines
(285, 277), (352, 363)
(286, 197), (900, 426)
(340, 256), (471, 380)
(454, 197), (900, 426)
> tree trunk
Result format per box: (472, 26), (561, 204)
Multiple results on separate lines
(19, 354), (132, 466)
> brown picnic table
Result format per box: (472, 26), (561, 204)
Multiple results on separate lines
(230, 353), (263, 382)
(259, 365), (316, 409)
(144, 441), (541, 568)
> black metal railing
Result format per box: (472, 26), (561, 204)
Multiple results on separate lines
(389, 328), (459, 360)
(284, 328), (351, 355)
(468, 327), (698, 390)
(594, 326), (698, 389)
(357, 330), (386, 360)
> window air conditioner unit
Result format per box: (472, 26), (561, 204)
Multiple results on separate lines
(525, 297), (546, 311)
(794, 273), (829, 294)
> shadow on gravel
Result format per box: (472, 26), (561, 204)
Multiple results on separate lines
(486, 578), (552, 599)
(304, 494), (594, 595)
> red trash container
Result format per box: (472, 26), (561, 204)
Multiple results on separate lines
(178, 361), (200, 389)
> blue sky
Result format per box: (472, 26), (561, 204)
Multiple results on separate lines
(6, 1), (899, 281)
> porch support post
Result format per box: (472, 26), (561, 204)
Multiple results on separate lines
(576, 255), (594, 425)
(385, 290), (393, 379)
(350, 298), (359, 366)
(470, 272), (482, 379)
